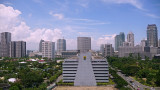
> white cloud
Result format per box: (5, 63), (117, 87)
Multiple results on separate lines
(0, 4), (115, 51)
(0, 4), (21, 32)
(0, 4), (63, 50)
(49, 11), (64, 20)
(102, 0), (144, 10)
(146, 13), (160, 19)
(97, 34), (116, 48)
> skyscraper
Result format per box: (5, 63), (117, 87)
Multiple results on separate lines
(115, 32), (125, 51)
(100, 44), (104, 55)
(0, 32), (11, 57)
(10, 41), (26, 57)
(147, 24), (158, 47)
(159, 39), (160, 47)
(127, 32), (134, 47)
(77, 37), (91, 52)
(42, 41), (55, 59)
(39, 39), (44, 52)
(104, 44), (114, 57)
(57, 39), (66, 55)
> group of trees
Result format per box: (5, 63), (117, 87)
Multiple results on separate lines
(107, 56), (160, 87)
(109, 69), (130, 90)
(0, 57), (63, 90)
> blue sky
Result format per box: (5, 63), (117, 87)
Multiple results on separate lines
(0, 0), (160, 50)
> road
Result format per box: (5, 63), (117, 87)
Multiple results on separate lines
(117, 72), (151, 90)
(47, 75), (63, 90)
(110, 66), (154, 90)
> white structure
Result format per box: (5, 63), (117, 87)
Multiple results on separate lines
(118, 45), (143, 57)
(57, 39), (66, 55)
(8, 78), (16, 83)
(141, 39), (147, 51)
(77, 37), (91, 52)
(42, 41), (55, 59)
(127, 32), (134, 47)
(123, 42), (132, 47)
(63, 52), (109, 86)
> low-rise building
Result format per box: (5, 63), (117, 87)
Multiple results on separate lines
(63, 52), (109, 86)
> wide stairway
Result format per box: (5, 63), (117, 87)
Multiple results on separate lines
(74, 52), (97, 86)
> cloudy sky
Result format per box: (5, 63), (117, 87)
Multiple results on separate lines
(0, 0), (160, 50)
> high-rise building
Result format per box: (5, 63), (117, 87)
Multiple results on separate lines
(39, 39), (44, 52)
(159, 39), (160, 47)
(57, 39), (66, 55)
(100, 44), (104, 55)
(10, 41), (26, 57)
(127, 32), (134, 47)
(0, 32), (11, 57)
(115, 32), (125, 51)
(42, 41), (55, 59)
(141, 40), (147, 47)
(147, 24), (158, 47)
(104, 44), (114, 57)
(77, 37), (91, 52)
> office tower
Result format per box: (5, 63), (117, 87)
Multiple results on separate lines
(39, 39), (44, 52)
(159, 39), (160, 47)
(147, 24), (158, 47)
(63, 52), (109, 86)
(127, 32), (134, 47)
(77, 37), (91, 52)
(115, 32), (125, 51)
(104, 44), (113, 57)
(100, 44), (104, 55)
(42, 41), (55, 59)
(0, 32), (11, 57)
(10, 41), (26, 57)
(57, 39), (66, 55)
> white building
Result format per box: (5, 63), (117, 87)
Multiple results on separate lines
(118, 45), (143, 57)
(127, 32), (134, 47)
(63, 52), (109, 86)
(42, 41), (55, 59)
(77, 37), (91, 53)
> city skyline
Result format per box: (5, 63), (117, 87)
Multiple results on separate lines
(0, 0), (160, 50)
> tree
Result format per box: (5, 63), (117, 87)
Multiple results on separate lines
(155, 70), (160, 86)
(9, 86), (19, 90)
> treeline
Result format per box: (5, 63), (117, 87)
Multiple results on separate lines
(108, 56), (160, 87)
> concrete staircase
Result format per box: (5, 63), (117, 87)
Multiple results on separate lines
(74, 52), (97, 86)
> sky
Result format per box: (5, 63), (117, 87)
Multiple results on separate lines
(0, 0), (160, 50)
